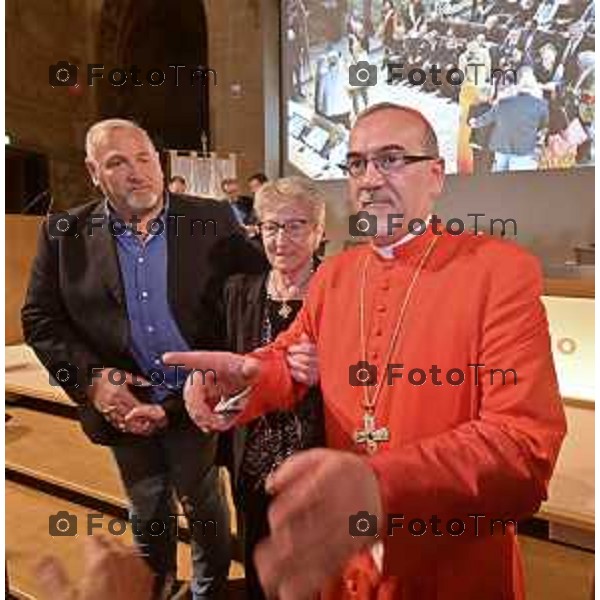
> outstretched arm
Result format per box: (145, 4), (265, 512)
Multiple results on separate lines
(165, 261), (328, 430)
(164, 297), (319, 430)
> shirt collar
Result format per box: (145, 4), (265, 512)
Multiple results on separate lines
(372, 214), (432, 260)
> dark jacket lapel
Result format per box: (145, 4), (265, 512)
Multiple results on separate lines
(86, 202), (124, 306)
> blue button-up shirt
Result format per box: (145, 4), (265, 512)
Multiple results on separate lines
(109, 197), (190, 402)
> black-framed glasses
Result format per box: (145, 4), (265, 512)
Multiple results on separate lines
(338, 150), (437, 177)
(259, 219), (312, 239)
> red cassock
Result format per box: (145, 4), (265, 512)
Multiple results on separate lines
(237, 227), (567, 600)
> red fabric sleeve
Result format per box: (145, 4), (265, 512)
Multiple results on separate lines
(367, 248), (567, 576)
(234, 271), (323, 424)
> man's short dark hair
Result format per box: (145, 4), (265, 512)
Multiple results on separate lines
(248, 173), (268, 185)
(169, 175), (186, 185)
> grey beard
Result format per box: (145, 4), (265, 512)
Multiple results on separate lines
(125, 191), (160, 212)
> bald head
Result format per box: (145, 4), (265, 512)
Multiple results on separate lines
(353, 103), (440, 159)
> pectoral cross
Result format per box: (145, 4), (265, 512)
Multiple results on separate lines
(354, 412), (390, 454)
(277, 301), (293, 319)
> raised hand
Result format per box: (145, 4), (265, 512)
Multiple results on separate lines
(162, 351), (260, 432)
(287, 333), (320, 386)
(255, 448), (383, 600)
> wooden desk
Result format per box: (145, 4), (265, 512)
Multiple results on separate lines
(539, 399), (595, 537)
(544, 276), (595, 299)
(6, 405), (126, 506)
(6, 344), (71, 405)
(537, 506), (595, 533)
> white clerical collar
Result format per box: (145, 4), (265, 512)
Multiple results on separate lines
(372, 214), (432, 260)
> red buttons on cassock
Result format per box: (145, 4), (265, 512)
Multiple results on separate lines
(376, 305), (386, 313)
(345, 578), (359, 595)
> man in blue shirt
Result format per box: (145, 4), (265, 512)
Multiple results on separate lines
(22, 119), (267, 599)
(469, 68), (549, 172)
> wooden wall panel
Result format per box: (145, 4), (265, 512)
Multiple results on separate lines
(6, 215), (43, 345)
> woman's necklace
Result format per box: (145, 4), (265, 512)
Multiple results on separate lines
(267, 265), (314, 318)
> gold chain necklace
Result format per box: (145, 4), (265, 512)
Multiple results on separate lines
(355, 236), (439, 453)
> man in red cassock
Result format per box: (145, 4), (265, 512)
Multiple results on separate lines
(166, 103), (567, 600)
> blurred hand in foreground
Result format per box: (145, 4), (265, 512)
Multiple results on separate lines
(36, 534), (154, 600)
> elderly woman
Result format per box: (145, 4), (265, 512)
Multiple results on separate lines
(222, 176), (326, 599)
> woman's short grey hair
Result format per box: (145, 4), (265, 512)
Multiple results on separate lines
(255, 176), (326, 225)
(85, 118), (153, 160)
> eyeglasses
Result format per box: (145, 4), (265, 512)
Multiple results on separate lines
(339, 150), (436, 178)
(259, 219), (313, 239)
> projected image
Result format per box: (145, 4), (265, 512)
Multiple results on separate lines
(283, 0), (595, 178)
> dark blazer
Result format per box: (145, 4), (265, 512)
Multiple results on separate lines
(219, 272), (268, 490)
(220, 272), (324, 499)
(471, 93), (549, 155)
(21, 193), (267, 445)
(223, 272), (268, 355)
